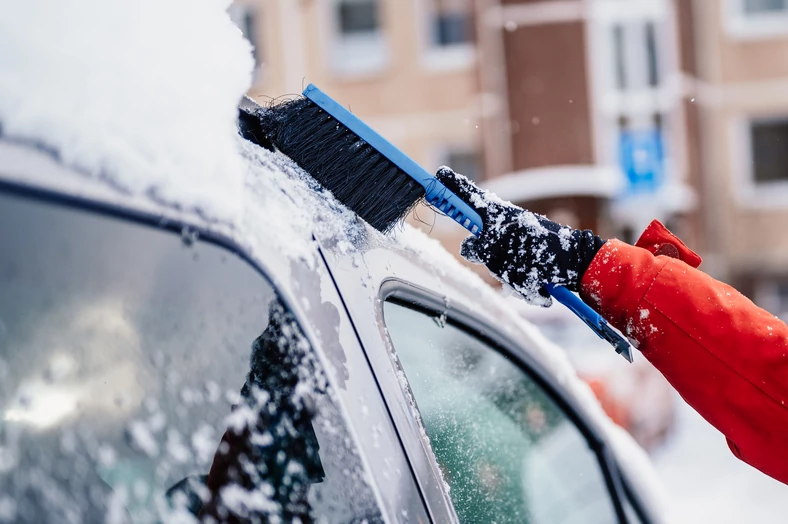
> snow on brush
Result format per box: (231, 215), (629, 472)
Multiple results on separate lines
(0, 0), (253, 221)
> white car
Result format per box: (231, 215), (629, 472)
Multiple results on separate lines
(0, 1), (667, 522)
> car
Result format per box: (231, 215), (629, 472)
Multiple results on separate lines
(0, 2), (667, 522)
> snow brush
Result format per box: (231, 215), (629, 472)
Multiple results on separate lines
(243, 85), (633, 362)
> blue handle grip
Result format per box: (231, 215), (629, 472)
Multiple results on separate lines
(544, 284), (633, 362)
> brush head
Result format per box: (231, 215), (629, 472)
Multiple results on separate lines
(257, 97), (425, 233)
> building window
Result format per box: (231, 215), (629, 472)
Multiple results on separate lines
(421, 0), (475, 71)
(330, 0), (388, 76)
(338, 0), (379, 34)
(444, 148), (482, 182)
(744, 0), (788, 14)
(726, 0), (788, 38)
(645, 22), (659, 87)
(431, 0), (474, 47)
(612, 24), (627, 90)
(751, 119), (788, 184)
(610, 21), (661, 92)
(228, 4), (261, 66)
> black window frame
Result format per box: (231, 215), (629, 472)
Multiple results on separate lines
(749, 117), (788, 185)
(379, 278), (653, 524)
(336, 0), (381, 36)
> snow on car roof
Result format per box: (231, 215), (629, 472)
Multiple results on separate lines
(0, 0), (252, 222)
(0, 0), (668, 517)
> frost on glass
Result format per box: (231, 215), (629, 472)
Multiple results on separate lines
(0, 193), (379, 523)
(384, 301), (618, 524)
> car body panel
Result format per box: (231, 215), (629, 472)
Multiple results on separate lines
(0, 140), (430, 523)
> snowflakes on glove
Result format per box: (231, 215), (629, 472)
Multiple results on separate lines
(435, 166), (605, 307)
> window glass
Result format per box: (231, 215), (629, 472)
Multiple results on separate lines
(337, 0), (379, 35)
(430, 0), (473, 47)
(744, 0), (788, 14)
(612, 24), (626, 90)
(444, 149), (481, 182)
(645, 22), (659, 88)
(384, 301), (617, 524)
(0, 192), (381, 523)
(330, 0), (387, 75)
(751, 120), (788, 183)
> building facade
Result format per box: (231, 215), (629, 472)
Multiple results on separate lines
(231, 0), (482, 183)
(230, 0), (788, 317)
(685, 0), (788, 318)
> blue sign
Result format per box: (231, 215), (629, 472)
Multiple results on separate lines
(619, 129), (664, 194)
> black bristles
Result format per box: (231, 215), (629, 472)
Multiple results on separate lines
(257, 97), (425, 233)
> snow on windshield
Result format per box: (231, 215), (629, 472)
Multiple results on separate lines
(0, 0), (253, 222)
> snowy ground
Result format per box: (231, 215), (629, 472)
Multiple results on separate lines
(651, 395), (788, 523)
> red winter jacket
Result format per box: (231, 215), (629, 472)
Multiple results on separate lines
(580, 220), (788, 486)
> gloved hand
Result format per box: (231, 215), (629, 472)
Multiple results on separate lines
(435, 166), (606, 306)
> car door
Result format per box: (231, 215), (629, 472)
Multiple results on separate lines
(381, 282), (628, 524)
(318, 235), (653, 524)
(0, 172), (394, 523)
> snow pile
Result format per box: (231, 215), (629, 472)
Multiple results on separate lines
(0, 0), (254, 221)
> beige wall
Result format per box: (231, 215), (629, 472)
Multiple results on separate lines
(240, 0), (481, 171)
(691, 0), (788, 276)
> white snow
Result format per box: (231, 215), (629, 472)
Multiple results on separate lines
(190, 423), (218, 466)
(126, 420), (160, 458)
(219, 483), (279, 516)
(653, 399), (788, 524)
(236, 137), (368, 267)
(482, 165), (624, 202)
(0, 0), (254, 222)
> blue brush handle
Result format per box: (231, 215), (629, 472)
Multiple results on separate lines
(544, 284), (634, 362)
(303, 84), (632, 362)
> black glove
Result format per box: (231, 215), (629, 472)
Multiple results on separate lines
(436, 167), (606, 306)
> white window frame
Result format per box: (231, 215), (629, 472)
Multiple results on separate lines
(414, 0), (476, 73)
(724, 0), (788, 40)
(586, 0), (678, 170)
(730, 114), (788, 209)
(326, 0), (389, 78)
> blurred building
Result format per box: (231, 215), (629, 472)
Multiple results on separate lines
(231, 0), (481, 183)
(477, 0), (695, 239)
(684, 0), (788, 318)
(231, 0), (788, 317)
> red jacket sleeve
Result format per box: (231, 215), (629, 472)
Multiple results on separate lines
(580, 220), (788, 485)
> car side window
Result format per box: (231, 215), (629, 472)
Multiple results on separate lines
(383, 300), (618, 524)
(0, 191), (381, 523)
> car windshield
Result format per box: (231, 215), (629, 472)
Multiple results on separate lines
(0, 190), (380, 523)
